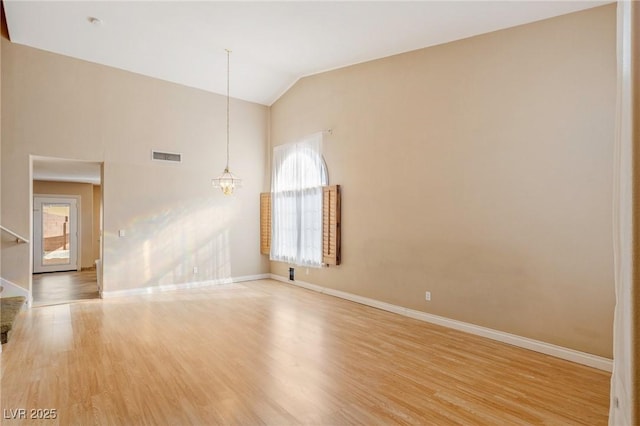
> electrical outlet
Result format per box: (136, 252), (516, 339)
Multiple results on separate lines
(193, 266), (198, 274)
(425, 291), (431, 301)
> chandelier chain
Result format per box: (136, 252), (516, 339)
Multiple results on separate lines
(226, 49), (230, 170)
(212, 48), (241, 195)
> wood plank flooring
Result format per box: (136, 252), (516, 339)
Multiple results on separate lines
(32, 270), (99, 307)
(1, 279), (610, 425)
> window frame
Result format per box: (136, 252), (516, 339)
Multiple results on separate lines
(270, 139), (328, 267)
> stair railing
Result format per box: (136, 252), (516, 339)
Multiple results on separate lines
(0, 225), (29, 244)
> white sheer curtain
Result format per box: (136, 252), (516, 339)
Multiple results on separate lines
(271, 133), (328, 267)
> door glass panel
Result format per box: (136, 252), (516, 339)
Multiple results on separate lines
(42, 203), (71, 266)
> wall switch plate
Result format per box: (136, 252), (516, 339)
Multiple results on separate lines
(425, 291), (431, 301)
(118, 229), (126, 237)
(193, 267), (198, 274)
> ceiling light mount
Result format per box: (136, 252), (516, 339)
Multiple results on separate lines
(212, 49), (242, 195)
(87, 16), (102, 26)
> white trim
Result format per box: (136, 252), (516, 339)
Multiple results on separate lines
(0, 277), (32, 308)
(101, 274), (270, 299)
(232, 274), (271, 282)
(29, 157), (34, 303)
(269, 274), (613, 372)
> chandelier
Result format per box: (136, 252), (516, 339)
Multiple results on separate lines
(212, 49), (242, 195)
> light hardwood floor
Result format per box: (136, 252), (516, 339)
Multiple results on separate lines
(1, 279), (610, 425)
(32, 270), (99, 307)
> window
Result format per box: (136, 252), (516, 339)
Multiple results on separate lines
(271, 133), (328, 266)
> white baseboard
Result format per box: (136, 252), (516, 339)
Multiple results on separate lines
(233, 274), (272, 283)
(101, 274), (270, 299)
(0, 277), (32, 307)
(269, 274), (613, 372)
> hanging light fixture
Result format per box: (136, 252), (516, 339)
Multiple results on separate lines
(213, 49), (242, 195)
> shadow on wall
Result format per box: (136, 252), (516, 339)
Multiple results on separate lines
(102, 196), (234, 291)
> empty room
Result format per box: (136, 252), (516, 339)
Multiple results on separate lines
(1, 1), (638, 425)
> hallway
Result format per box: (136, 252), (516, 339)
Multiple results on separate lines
(32, 270), (99, 307)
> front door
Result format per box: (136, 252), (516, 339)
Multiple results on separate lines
(33, 196), (78, 273)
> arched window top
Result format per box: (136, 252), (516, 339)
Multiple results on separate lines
(275, 149), (328, 192)
(272, 135), (328, 192)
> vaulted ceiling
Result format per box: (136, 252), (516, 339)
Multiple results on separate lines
(3, 1), (610, 106)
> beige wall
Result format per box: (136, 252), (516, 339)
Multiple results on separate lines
(270, 5), (616, 357)
(1, 37), (270, 292)
(33, 180), (95, 269)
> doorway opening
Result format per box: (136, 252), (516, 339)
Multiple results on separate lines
(32, 270), (99, 307)
(31, 156), (103, 307)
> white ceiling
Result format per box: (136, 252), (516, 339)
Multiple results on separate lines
(4, 1), (611, 106)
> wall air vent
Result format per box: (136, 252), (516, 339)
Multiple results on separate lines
(151, 150), (182, 163)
